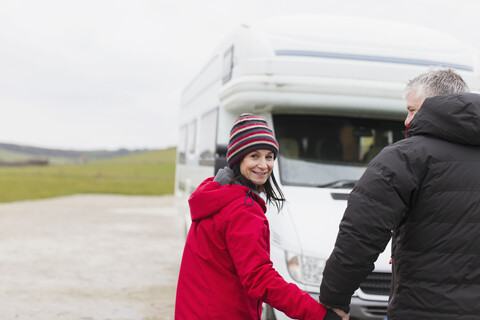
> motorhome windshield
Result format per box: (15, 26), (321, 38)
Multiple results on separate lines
(273, 114), (405, 188)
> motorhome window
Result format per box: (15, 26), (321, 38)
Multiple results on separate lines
(178, 125), (187, 164)
(188, 119), (197, 154)
(273, 114), (404, 188)
(198, 109), (218, 166)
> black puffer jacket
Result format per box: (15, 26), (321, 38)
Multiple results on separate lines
(319, 93), (480, 319)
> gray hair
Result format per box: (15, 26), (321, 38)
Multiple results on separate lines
(404, 68), (470, 100)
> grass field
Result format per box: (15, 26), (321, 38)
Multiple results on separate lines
(0, 148), (176, 203)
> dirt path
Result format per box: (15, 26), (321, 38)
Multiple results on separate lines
(0, 194), (184, 320)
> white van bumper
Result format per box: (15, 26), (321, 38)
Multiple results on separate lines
(271, 293), (388, 320)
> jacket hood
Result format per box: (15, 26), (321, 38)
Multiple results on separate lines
(407, 93), (480, 145)
(213, 166), (234, 185)
(188, 176), (266, 222)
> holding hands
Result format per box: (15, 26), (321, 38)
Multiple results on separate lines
(322, 306), (350, 320)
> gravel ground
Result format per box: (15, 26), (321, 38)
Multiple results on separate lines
(0, 194), (184, 320)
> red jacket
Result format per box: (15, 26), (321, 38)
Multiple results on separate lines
(175, 177), (327, 319)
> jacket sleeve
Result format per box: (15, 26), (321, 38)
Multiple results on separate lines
(223, 201), (327, 320)
(319, 144), (421, 308)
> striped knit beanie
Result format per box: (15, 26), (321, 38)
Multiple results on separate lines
(226, 113), (279, 167)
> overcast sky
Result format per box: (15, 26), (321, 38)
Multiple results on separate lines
(1, 0), (479, 151)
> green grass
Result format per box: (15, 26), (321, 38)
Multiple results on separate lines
(0, 148), (177, 203)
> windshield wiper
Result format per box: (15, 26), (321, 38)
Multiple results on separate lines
(317, 179), (358, 189)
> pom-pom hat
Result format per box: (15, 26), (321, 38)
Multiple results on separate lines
(226, 113), (279, 167)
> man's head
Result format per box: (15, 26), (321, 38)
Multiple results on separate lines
(404, 68), (470, 126)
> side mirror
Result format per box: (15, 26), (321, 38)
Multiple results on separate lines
(214, 144), (228, 174)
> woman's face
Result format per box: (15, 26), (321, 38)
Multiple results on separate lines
(405, 90), (425, 127)
(240, 149), (274, 186)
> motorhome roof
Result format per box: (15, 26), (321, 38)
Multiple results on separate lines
(181, 15), (480, 112)
(242, 15), (477, 72)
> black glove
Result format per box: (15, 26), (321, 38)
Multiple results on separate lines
(323, 309), (342, 320)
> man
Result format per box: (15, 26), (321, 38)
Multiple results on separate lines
(319, 68), (480, 319)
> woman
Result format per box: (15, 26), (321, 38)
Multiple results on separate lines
(175, 114), (347, 320)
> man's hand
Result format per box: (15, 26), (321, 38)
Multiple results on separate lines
(322, 306), (350, 320)
(332, 308), (349, 320)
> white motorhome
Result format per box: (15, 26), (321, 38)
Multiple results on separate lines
(174, 15), (480, 320)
